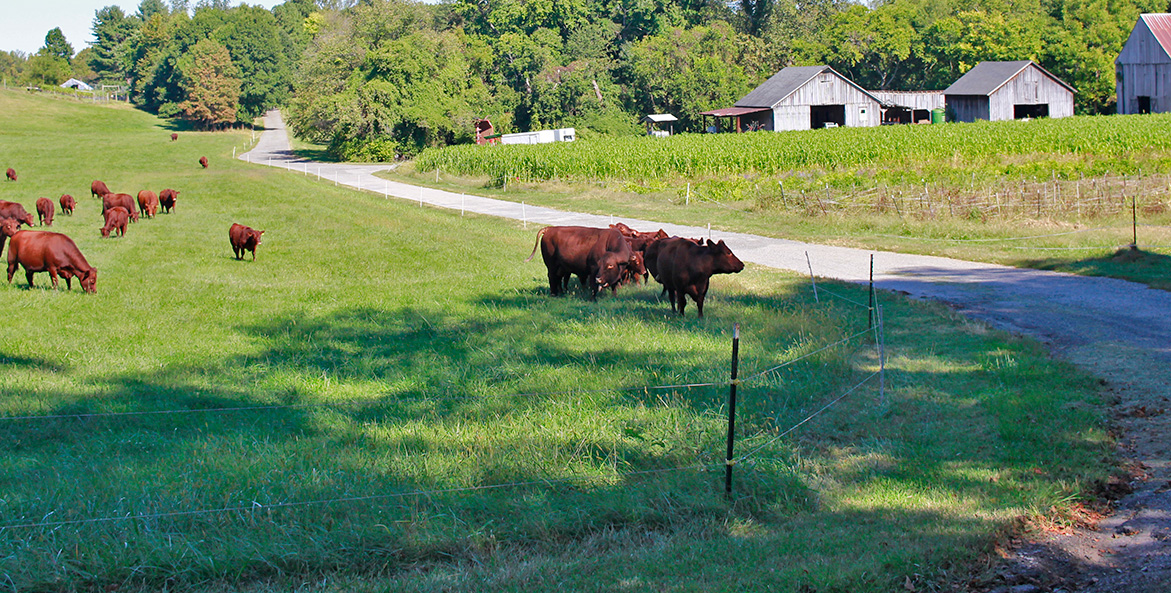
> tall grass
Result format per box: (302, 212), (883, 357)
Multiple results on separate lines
(0, 90), (1115, 592)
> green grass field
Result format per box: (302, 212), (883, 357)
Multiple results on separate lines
(0, 90), (1116, 592)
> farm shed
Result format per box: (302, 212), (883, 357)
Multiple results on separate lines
(60, 78), (93, 91)
(729, 65), (883, 131)
(642, 113), (678, 137)
(1116, 14), (1171, 114)
(943, 61), (1075, 122)
(869, 90), (944, 124)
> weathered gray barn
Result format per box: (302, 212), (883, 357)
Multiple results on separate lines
(869, 90), (944, 124)
(943, 61), (1075, 122)
(1116, 13), (1171, 114)
(720, 65), (882, 131)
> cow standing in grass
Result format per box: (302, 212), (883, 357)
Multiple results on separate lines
(6, 227), (97, 293)
(137, 190), (159, 218)
(5, 168), (15, 181)
(650, 237), (744, 318)
(100, 206), (129, 238)
(527, 226), (633, 300)
(159, 189), (179, 213)
(0, 201), (35, 227)
(91, 180), (111, 199)
(199, 156), (208, 168)
(36, 198), (54, 227)
(102, 193), (139, 223)
(229, 223), (264, 261)
(59, 194), (75, 215)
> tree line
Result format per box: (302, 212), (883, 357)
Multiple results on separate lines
(1, 0), (1165, 157)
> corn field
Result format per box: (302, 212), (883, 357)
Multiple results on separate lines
(415, 114), (1171, 193)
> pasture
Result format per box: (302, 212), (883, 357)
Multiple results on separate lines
(0, 90), (1116, 592)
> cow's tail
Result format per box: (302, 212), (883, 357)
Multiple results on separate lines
(524, 227), (548, 262)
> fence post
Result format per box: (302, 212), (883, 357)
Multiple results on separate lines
(877, 304), (886, 406)
(868, 254), (875, 330)
(1132, 196), (1138, 249)
(724, 323), (741, 498)
(806, 251), (818, 303)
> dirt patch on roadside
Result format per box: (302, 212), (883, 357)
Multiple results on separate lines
(967, 342), (1171, 593)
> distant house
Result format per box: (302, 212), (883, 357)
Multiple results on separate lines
(943, 61), (1075, 122)
(703, 65), (882, 132)
(1116, 14), (1171, 114)
(60, 78), (93, 91)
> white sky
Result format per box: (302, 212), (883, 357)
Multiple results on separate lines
(1, 1), (286, 55)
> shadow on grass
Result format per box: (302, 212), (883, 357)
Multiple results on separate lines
(1018, 247), (1171, 291)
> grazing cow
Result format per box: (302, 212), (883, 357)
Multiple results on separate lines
(651, 237), (744, 318)
(171, 133), (178, 141)
(36, 198), (54, 227)
(6, 228), (98, 293)
(199, 156), (208, 168)
(158, 188), (179, 213)
(1, 218), (20, 254)
(137, 190), (159, 218)
(229, 223), (264, 261)
(100, 206), (129, 238)
(102, 193), (139, 223)
(5, 168), (15, 181)
(610, 222), (668, 253)
(526, 226), (633, 299)
(59, 194), (76, 215)
(91, 179), (111, 199)
(0, 201), (35, 227)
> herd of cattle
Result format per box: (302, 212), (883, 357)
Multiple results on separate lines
(5, 162), (741, 316)
(529, 222), (744, 317)
(1, 160), (264, 294)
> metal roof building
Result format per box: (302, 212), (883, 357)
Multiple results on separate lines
(1116, 14), (1171, 114)
(716, 65), (882, 131)
(943, 60), (1075, 122)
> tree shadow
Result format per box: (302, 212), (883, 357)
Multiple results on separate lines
(1018, 247), (1171, 291)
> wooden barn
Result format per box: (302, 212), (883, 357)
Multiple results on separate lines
(869, 90), (944, 124)
(943, 61), (1075, 122)
(1116, 14), (1171, 114)
(709, 65), (882, 132)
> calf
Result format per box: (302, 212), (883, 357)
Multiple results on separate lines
(102, 193), (139, 223)
(229, 223), (264, 261)
(0, 200), (35, 227)
(6, 228), (98, 293)
(59, 194), (76, 215)
(651, 237), (744, 318)
(5, 168), (15, 181)
(100, 206), (129, 238)
(526, 226), (633, 299)
(137, 190), (159, 218)
(36, 197), (54, 227)
(199, 156), (208, 168)
(158, 189), (179, 213)
(91, 179), (111, 199)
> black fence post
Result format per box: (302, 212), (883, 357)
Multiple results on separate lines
(1132, 196), (1138, 249)
(868, 254), (875, 330)
(724, 323), (741, 498)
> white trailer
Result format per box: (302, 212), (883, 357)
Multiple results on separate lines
(500, 128), (576, 145)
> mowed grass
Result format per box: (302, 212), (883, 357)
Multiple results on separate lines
(0, 90), (1115, 592)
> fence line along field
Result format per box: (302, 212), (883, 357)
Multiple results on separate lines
(0, 89), (1116, 593)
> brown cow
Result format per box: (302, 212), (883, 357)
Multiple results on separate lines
(36, 198), (54, 227)
(526, 226), (633, 299)
(102, 193), (139, 223)
(158, 188), (179, 213)
(6, 229), (97, 293)
(91, 179), (111, 199)
(229, 223), (264, 261)
(651, 237), (744, 318)
(199, 156), (208, 168)
(171, 133), (178, 141)
(1, 218), (20, 254)
(100, 206), (129, 238)
(0, 201), (35, 227)
(5, 168), (15, 181)
(59, 194), (76, 215)
(137, 190), (159, 218)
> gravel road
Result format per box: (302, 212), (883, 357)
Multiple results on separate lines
(243, 111), (1171, 592)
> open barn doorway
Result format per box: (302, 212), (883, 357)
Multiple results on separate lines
(1014, 104), (1049, 119)
(811, 105), (845, 128)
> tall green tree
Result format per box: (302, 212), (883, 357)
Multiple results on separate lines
(43, 28), (75, 61)
(214, 5), (293, 119)
(176, 37), (241, 128)
(89, 6), (139, 84)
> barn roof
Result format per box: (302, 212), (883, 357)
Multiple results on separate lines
(944, 60), (1075, 96)
(642, 114), (678, 123)
(1139, 14), (1171, 57)
(735, 65), (880, 108)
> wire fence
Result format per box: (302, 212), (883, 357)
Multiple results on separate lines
(0, 273), (886, 534)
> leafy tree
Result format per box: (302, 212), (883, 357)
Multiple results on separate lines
(71, 48), (97, 81)
(214, 5), (293, 120)
(0, 51), (28, 85)
(138, 0), (169, 20)
(25, 53), (72, 86)
(176, 37), (241, 128)
(807, 3), (922, 89)
(43, 28), (75, 62)
(89, 6), (139, 83)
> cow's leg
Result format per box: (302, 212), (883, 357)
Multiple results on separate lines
(546, 267), (561, 296)
(674, 290), (687, 317)
(7, 261), (15, 284)
(25, 269), (35, 288)
(690, 280), (709, 318)
(48, 267), (60, 290)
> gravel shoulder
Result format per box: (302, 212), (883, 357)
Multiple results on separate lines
(244, 111), (1171, 593)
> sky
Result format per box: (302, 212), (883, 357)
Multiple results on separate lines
(1, 0), (285, 56)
